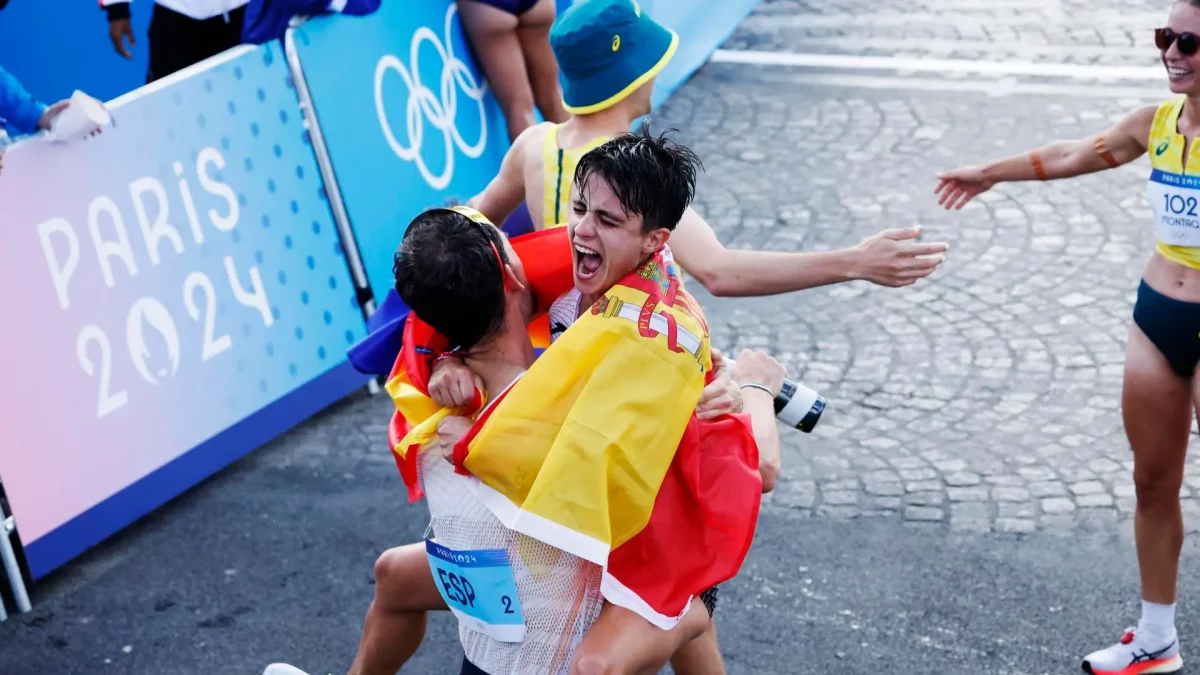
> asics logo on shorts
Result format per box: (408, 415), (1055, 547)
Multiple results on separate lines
(374, 4), (489, 190)
(1157, 140), (1171, 156)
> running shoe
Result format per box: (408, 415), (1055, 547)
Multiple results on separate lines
(1081, 627), (1182, 675)
(262, 665), (310, 675)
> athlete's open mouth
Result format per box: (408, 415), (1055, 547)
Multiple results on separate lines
(574, 243), (603, 280)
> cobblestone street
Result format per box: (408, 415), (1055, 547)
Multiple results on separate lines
(4, 1), (1200, 674)
(668, 0), (1198, 540)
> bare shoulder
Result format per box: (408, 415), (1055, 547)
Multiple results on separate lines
(513, 122), (554, 160)
(512, 122), (553, 150)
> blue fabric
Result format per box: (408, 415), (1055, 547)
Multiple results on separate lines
(346, 288), (409, 375)
(550, 0), (675, 111)
(0, 65), (46, 137)
(241, 0), (381, 45)
(472, 0), (539, 14)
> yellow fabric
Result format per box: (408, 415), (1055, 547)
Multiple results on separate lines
(385, 365), (486, 462)
(463, 256), (710, 551)
(385, 369), (448, 459)
(1150, 96), (1200, 270)
(541, 125), (611, 230)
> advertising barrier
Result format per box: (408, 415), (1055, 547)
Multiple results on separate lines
(286, 0), (511, 304)
(0, 43), (367, 579)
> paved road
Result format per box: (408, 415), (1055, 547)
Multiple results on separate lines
(5, 1), (1200, 673)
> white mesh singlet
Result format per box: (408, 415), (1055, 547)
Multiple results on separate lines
(420, 377), (604, 675)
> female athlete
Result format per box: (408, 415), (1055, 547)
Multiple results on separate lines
(934, 3), (1200, 673)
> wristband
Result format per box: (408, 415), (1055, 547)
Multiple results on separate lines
(739, 382), (774, 396)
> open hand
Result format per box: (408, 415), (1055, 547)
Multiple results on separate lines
(852, 226), (948, 287)
(109, 18), (136, 59)
(934, 165), (994, 210)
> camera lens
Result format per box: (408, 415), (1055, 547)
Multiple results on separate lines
(776, 380), (825, 433)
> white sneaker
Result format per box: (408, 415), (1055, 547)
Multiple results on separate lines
(1082, 627), (1183, 675)
(262, 665), (310, 675)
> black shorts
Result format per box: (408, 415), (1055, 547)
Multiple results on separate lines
(699, 585), (720, 617)
(1133, 279), (1200, 377)
(460, 656), (488, 675)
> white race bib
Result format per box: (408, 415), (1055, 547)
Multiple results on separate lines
(1149, 169), (1200, 247)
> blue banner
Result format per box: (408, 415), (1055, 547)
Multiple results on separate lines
(0, 42), (367, 578)
(0, 0), (152, 104)
(287, 0), (512, 302)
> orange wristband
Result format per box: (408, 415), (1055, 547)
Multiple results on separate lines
(1094, 135), (1119, 168)
(1030, 150), (1049, 181)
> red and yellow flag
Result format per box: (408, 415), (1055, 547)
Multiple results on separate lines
(454, 252), (762, 628)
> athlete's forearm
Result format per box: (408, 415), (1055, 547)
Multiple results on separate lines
(685, 247), (860, 297)
(981, 139), (1110, 184)
(742, 389), (781, 493)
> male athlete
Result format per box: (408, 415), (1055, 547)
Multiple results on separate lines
(476, 0), (948, 295)
(265, 128), (784, 675)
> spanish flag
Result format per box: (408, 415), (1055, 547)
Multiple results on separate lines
(384, 227), (576, 501)
(454, 251), (763, 628)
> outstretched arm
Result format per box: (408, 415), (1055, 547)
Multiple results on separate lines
(669, 207), (948, 294)
(935, 104), (1156, 210)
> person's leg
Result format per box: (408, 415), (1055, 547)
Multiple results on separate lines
(347, 543), (448, 675)
(668, 620), (725, 675)
(515, 0), (568, 125)
(1127, 324), (1191, 611)
(146, 3), (184, 83)
(1083, 312), (1190, 674)
(568, 598), (710, 675)
(457, 0), (539, 141)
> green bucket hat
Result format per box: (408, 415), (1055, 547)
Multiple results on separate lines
(550, 0), (679, 115)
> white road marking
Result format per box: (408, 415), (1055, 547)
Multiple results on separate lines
(710, 50), (1163, 82)
(733, 70), (1165, 100)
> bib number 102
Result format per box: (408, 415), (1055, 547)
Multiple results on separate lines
(1164, 194), (1199, 217)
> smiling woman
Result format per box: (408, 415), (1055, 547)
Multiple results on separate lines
(933, 2), (1200, 672)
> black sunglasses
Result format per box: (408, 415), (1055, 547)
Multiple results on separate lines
(1157, 27), (1200, 56)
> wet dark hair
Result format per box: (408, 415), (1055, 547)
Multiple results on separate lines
(392, 208), (510, 352)
(573, 122), (702, 234)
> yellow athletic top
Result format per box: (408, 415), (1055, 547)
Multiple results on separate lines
(1149, 97), (1200, 270)
(541, 124), (609, 229)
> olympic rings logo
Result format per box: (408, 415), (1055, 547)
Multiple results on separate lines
(374, 4), (488, 190)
